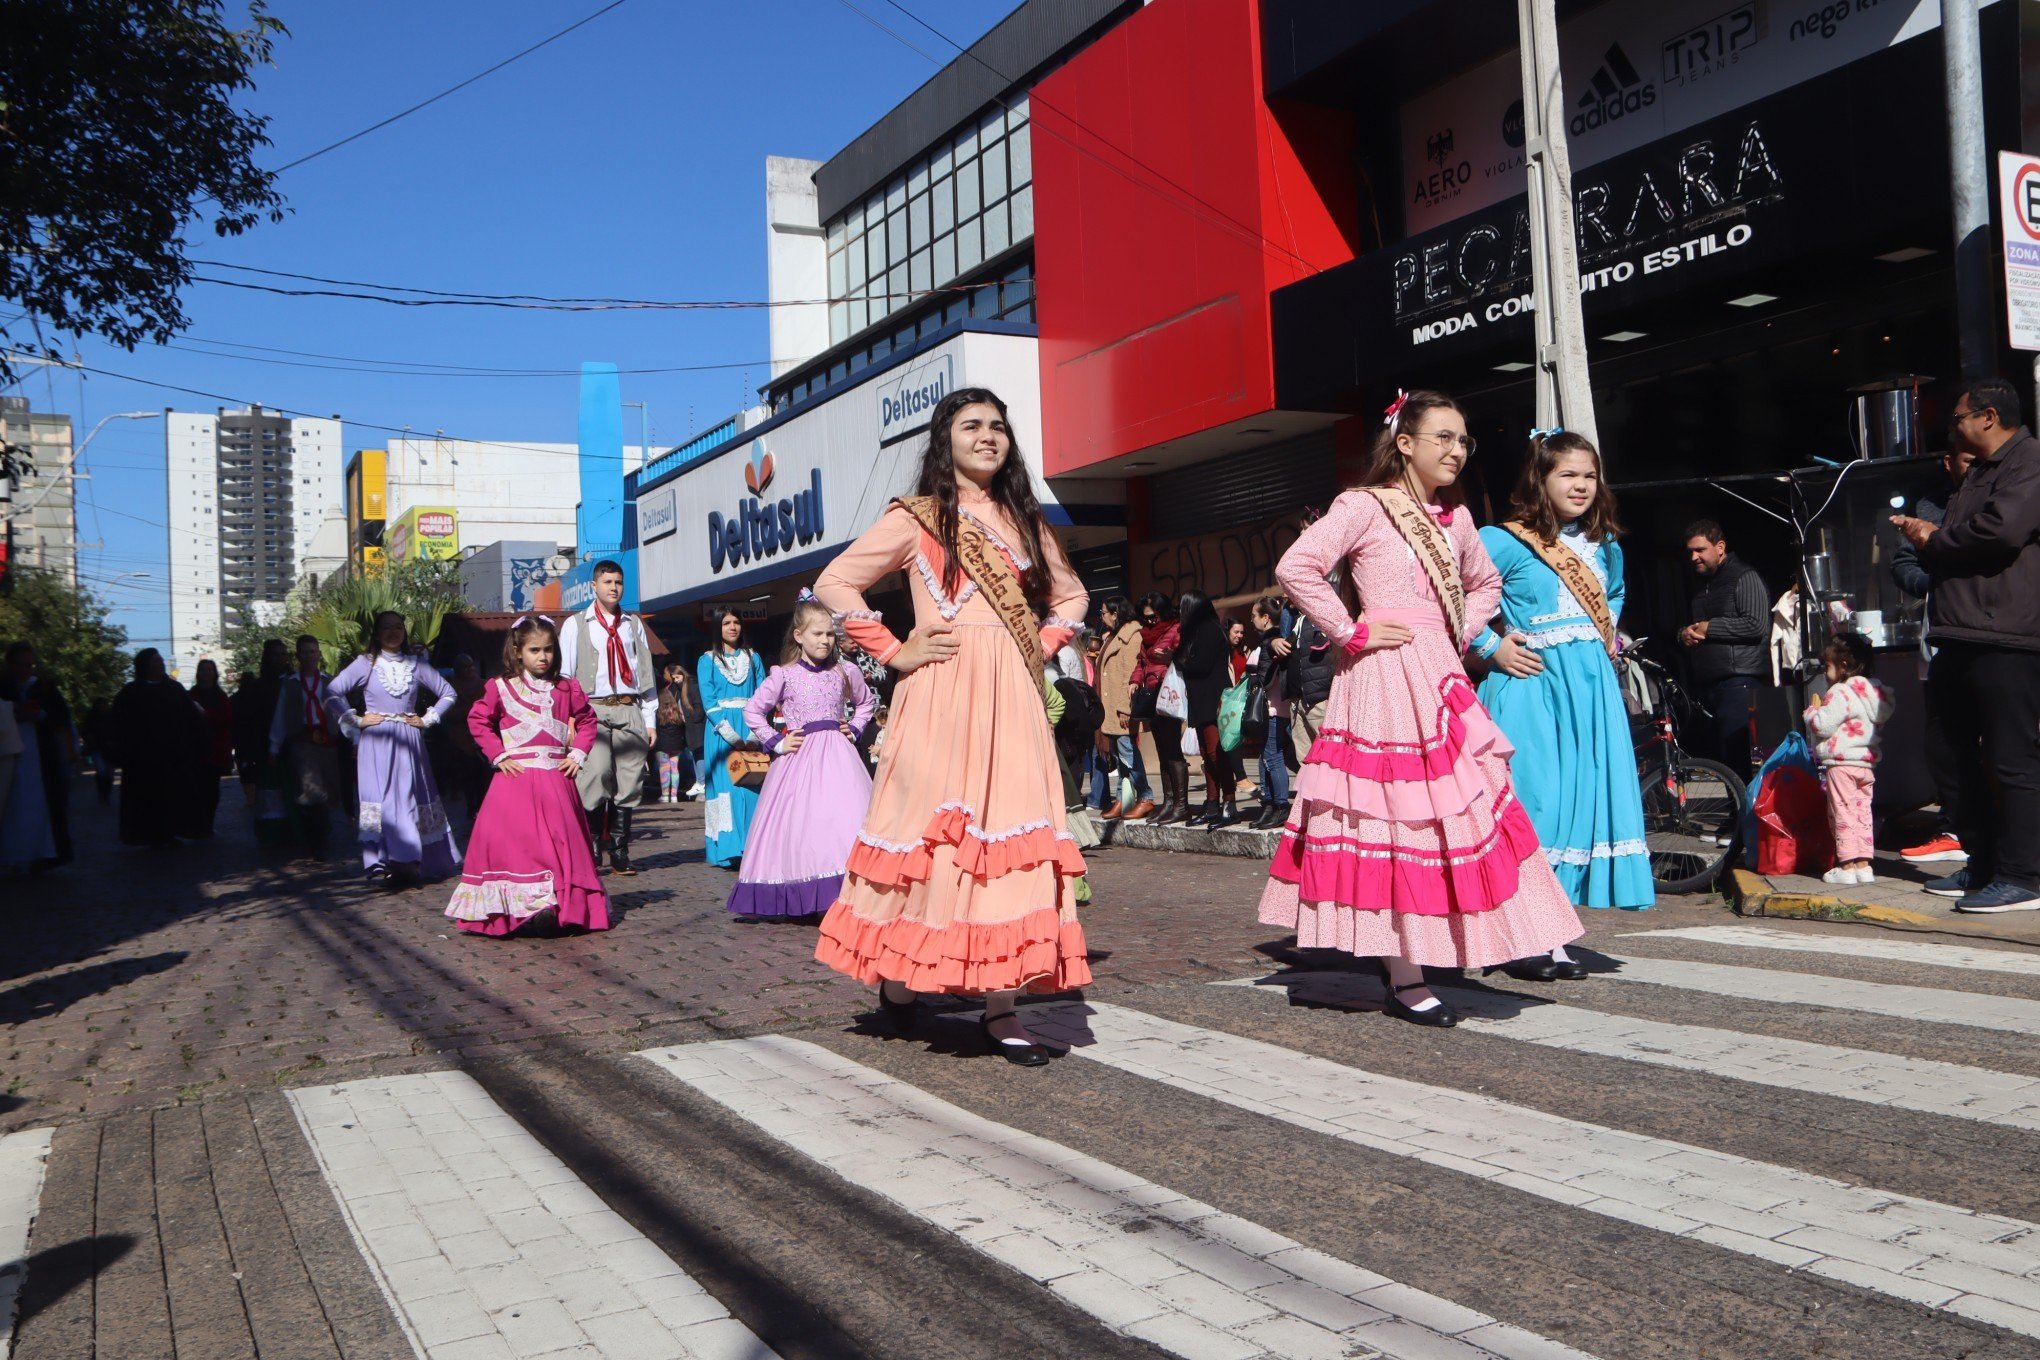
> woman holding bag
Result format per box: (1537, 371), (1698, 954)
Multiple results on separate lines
(1177, 591), (1239, 828)
(1131, 592), (1187, 824)
(699, 610), (765, 868)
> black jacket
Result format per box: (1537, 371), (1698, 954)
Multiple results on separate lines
(1925, 427), (2040, 651)
(1687, 553), (1770, 685)
(1890, 494), (1945, 599)
(1176, 617), (1232, 727)
(1285, 615), (1335, 709)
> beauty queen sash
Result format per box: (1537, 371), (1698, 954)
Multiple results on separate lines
(1363, 486), (1466, 641)
(894, 496), (1044, 680)
(1501, 521), (1617, 651)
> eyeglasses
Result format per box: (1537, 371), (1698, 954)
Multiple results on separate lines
(1410, 430), (1478, 455)
(1950, 406), (1988, 427)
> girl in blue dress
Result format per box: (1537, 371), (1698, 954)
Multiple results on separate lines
(698, 609), (764, 868)
(1471, 430), (1653, 980)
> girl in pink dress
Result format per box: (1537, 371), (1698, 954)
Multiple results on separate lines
(1259, 389), (1583, 1026)
(726, 598), (878, 920)
(446, 618), (610, 937)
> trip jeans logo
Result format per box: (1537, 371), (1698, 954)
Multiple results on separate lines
(1663, 4), (1765, 85)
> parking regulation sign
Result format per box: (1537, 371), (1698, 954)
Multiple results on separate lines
(2000, 151), (2040, 350)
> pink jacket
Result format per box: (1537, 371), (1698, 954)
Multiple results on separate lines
(1802, 675), (1894, 769)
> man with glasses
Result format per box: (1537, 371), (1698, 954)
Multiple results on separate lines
(1680, 519), (1771, 782)
(1891, 377), (2040, 912)
(1889, 439), (1977, 867)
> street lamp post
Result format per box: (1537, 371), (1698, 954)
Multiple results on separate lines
(4, 410), (159, 586)
(1514, 0), (1599, 446)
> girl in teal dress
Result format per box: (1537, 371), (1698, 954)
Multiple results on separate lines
(698, 609), (764, 868)
(1471, 431), (1653, 978)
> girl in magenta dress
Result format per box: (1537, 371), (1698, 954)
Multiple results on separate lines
(727, 598), (878, 920)
(446, 618), (610, 937)
(1259, 389), (1582, 1027)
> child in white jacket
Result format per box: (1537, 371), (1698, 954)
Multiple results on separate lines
(1803, 633), (1895, 885)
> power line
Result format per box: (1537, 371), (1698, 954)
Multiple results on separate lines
(175, 334), (772, 377)
(267, 0), (637, 177)
(158, 338), (771, 379)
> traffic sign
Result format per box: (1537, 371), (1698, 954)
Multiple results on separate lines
(1998, 151), (2040, 350)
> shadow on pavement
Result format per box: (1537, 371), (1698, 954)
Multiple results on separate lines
(0, 953), (188, 1025)
(5, 1233), (136, 1335)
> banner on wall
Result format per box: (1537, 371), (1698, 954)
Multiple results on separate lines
(1401, 0), (1997, 234)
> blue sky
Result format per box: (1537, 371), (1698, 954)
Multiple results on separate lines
(36, 0), (1017, 652)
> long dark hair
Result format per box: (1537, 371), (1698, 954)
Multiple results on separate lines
(1358, 388), (1467, 507)
(1177, 590), (1218, 639)
(366, 610), (407, 657)
(708, 608), (746, 657)
(1136, 590), (1175, 623)
(1509, 429), (1623, 545)
(913, 387), (1048, 595)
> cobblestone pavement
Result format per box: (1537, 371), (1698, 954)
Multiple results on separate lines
(12, 784), (2040, 1360)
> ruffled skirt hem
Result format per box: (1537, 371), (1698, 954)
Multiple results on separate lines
(728, 874), (840, 918)
(815, 900), (1093, 995)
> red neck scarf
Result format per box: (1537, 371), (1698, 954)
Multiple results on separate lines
(595, 607), (635, 690)
(298, 672), (327, 735)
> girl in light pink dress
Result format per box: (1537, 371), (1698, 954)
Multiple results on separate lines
(1260, 389), (1582, 1026)
(446, 618), (609, 937)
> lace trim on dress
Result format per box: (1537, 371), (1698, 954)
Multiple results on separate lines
(834, 609), (884, 623)
(711, 650), (753, 685)
(856, 804), (1061, 852)
(1542, 838), (1649, 867)
(1044, 615), (1085, 632)
(913, 551), (978, 620)
(1517, 621), (1608, 649)
(959, 508), (1033, 571)
(373, 652), (417, 701)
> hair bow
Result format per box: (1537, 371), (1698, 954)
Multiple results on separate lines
(1529, 426), (1565, 440)
(509, 614), (529, 628)
(1382, 388), (1410, 430)
(798, 587), (816, 603)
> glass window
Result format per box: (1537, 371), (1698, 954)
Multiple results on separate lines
(908, 162), (928, 196)
(828, 217), (845, 251)
(887, 262), (907, 312)
(828, 249), (846, 299)
(1010, 122), (1031, 186)
(831, 306), (849, 345)
(886, 178), (905, 214)
(955, 123), (978, 159)
(909, 192), (930, 249)
(910, 247), (930, 295)
(969, 279), (998, 318)
(985, 201), (1011, 257)
(865, 229), (885, 279)
(934, 142), (952, 178)
(1009, 96), (1029, 130)
(831, 359), (849, 383)
(1011, 184), (1034, 241)
(932, 176), (954, 235)
(957, 161), (980, 219)
(957, 218), (983, 273)
(851, 297), (869, 333)
(918, 310), (941, 339)
(933, 234), (956, 285)
(983, 141), (1008, 202)
(886, 207), (906, 264)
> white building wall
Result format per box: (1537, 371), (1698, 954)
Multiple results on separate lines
(766, 156), (829, 380)
(382, 437), (646, 553)
(288, 416), (343, 574)
(164, 412), (222, 680)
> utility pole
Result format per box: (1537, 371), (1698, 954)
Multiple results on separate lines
(1515, 0), (1599, 446)
(1942, 0), (1993, 381)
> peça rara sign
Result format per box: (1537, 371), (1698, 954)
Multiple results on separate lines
(708, 439), (825, 574)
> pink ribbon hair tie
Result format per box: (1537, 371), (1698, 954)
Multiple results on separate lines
(1382, 389), (1410, 429)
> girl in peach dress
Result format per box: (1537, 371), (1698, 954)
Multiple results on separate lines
(813, 387), (1090, 1066)
(1260, 389), (1583, 1027)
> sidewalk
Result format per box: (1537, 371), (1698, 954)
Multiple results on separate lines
(1730, 836), (2040, 945)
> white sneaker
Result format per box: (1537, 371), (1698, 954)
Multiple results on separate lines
(1822, 867), (1866, 886)
(686, 783), (704, 798)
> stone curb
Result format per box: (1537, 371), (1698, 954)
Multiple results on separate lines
(1094, 817), (1280, 859)
(1727, 866), (1959, 929)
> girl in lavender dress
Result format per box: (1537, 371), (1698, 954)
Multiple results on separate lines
(330, 612), (462, 888)
(726, 599), (877, 921)
(447, 618), (608, 937)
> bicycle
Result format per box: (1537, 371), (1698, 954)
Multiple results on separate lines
(1620, 647), (1749, 895)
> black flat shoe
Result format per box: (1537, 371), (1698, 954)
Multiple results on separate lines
(1384, 980), (1459, 1027)
(1549, 957), (1591, 980)
(876, 987), (918, 1031)
(1210, 806), (1241, 829)
(1379, 982), (1460, 1027)
(1483, 956), (1564, 983)
(979, 1014), (1052, 1066)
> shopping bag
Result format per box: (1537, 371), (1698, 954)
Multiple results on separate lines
(1217, 678), (1250, 752)
(1746, 734), (1833, 875)
(1156, 665), (1188, 721)
(1741, 733), (1818, 866)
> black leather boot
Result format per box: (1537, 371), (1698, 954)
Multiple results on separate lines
(611, 806), (637, 876)
(594, 800), (615, 873)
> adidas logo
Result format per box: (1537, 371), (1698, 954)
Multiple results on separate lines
(1569, 42), (1657, 135)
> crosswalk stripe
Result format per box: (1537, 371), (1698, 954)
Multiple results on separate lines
(636, 1035), (1601, 1360)
(1033, 1001), (2040, 1339)
(1217, 973), (2040, 1131)
(1608, 957), (2040, 1034)
(1622, 926), (2040, 977)
(0, 1128), (54, 1355)
(287, 1073), (779, 1360)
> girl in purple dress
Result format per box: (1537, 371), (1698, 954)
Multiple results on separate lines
(726, 599), (878, 920)
(447, 618), (609, 936)
(330, 612), (461, 888)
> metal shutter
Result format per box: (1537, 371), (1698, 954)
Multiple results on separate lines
(1146, 431), (1338, 540)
